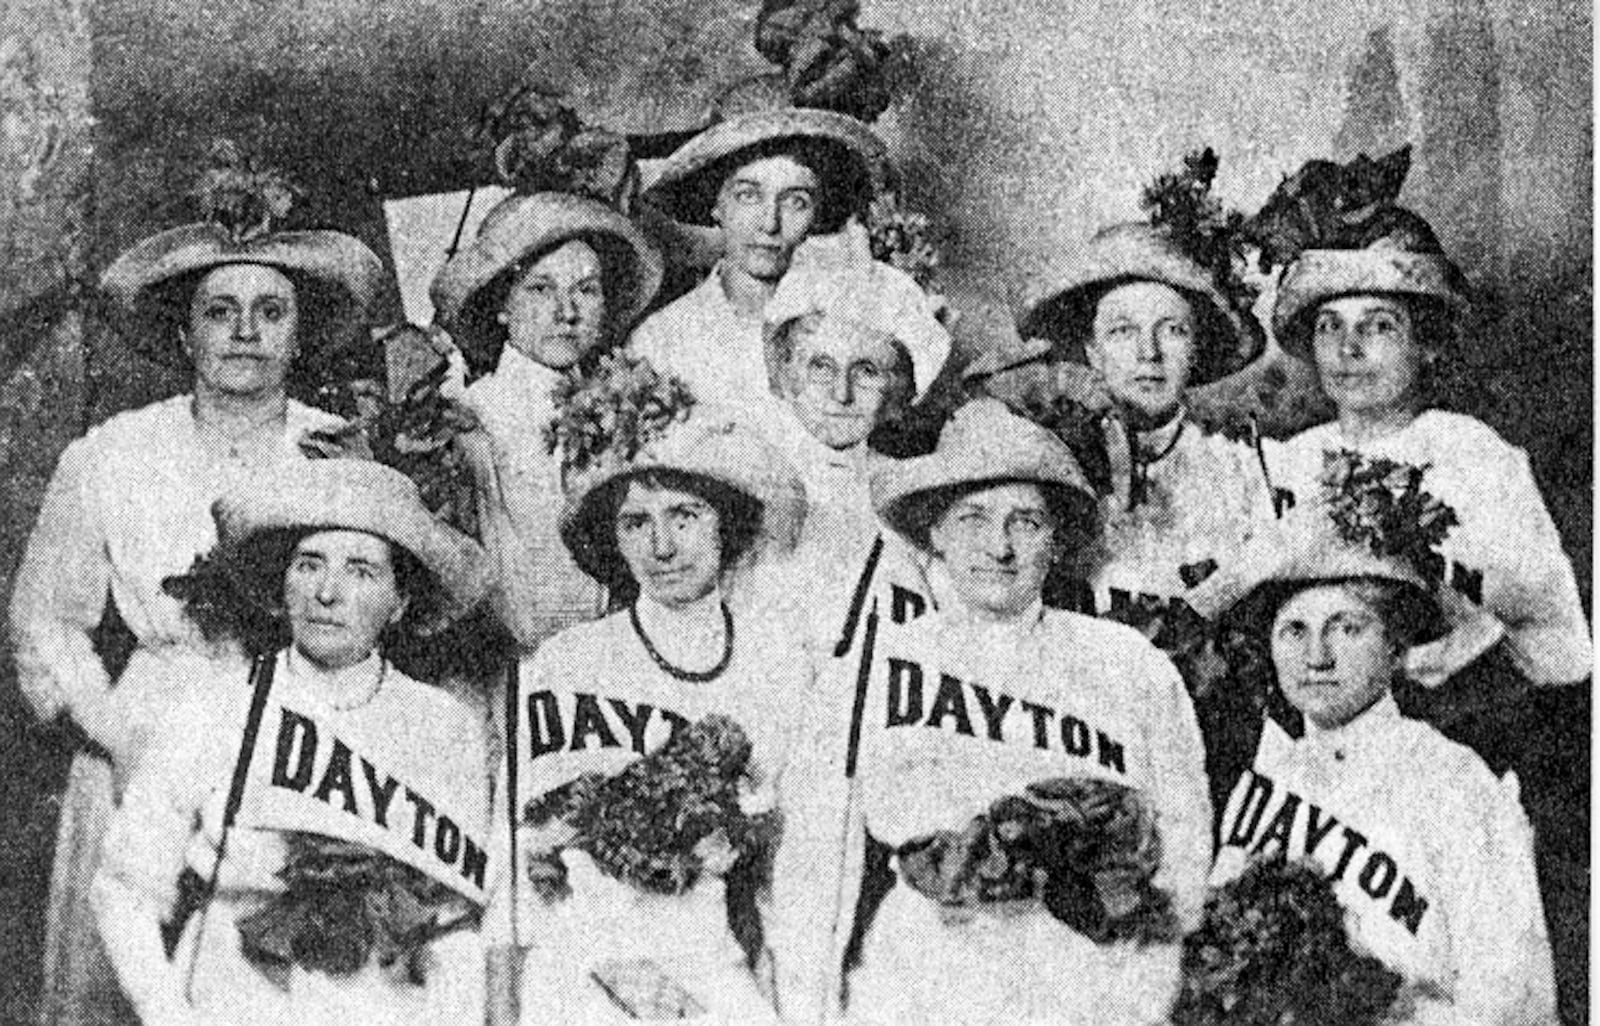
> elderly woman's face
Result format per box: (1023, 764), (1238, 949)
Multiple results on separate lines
(713, 155), (819, 283)
(615, 481), (724, 609)
(502, 239), (607, 370)
(1270, 583), (1399, 730)
(185, 264), (299, 397)
(929, 482), (1057, 621)
(1087, 281), (1196, 424)
(283, 530), (408, 671)
(1312, 295), (1426, 418)
(781, 317), (905, 450)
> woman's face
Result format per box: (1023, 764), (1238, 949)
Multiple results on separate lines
(1270, 583), (1399, 731)
(929, 482), (1057, 621)
(1086, 281), (1197, 424)
(713, 155), (820, 283)
(185, 263), (299, 397)
(1311, 295), (1428, 418)
(501, 239), (607, 370)
(781, 317), (905, 451)
(615, 481), (724, 609)
(283, 530), (409, 671)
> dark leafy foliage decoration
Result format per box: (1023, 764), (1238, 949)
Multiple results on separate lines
(471, 82), (638, 209)
(543, 351), (695, 480)
(1318, 449), (1458, 587)
(1140, 147), (1260, 321)
(896, 776), (1178, 945)
(865, 192), (940, 290)
(192, 138), (300, 243)
(236, 833), (479, 989)
(1243, 146), (1417, 272)
(1171, 856), (1407, 1026)
(521, 715), (776, 900)
(755, 0), (896, 122)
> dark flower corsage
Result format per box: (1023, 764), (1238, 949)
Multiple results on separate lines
(896, 777), (1178, 944)
(1318, 449), (1458, 586)
(520, 715), (777, 901)
(1171, 857), (1408, 1026)
(544, 352), (695, 479)
(236, 833), (479, 989)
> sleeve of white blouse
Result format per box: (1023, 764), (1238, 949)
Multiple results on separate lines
(1473, 446), (1592, 685)
(768, 653), (857, 1026)
(1437, 772), (1557, 1025)
(91, 688), (215, 1024)
(1142, 645), (1213, 930)
(8, 435), (124, 754)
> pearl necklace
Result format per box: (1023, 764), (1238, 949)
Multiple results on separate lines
(629, 602), (735, 683)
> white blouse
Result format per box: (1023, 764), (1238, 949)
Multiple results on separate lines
(460, 347), (606, 649)
(1211, 696), (1556, 1025)
(8, 395), (341, 754)
(629, 268), (773, 422)
(1265, 410), (1591, 686)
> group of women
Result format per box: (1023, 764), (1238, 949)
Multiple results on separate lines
(9, 85), (1588, 1026)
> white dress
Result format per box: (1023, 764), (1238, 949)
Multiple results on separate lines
(484, 596), (815, 1025)
(8, 394), (341, 1026)
(832, 605), (1212, 1026)
(1211, 695), (1557, 1025)
(95, 648), (489, 1026)
(1265, 410), (1590, 687)
(460, 347), (607, 650)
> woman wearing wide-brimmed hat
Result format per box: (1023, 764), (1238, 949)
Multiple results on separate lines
(9, 177), (383, 1026)
(482, 362), (817, 1024)
(804, 397), (1211, 1025)
(1189, 488), (1556, 1026)
(431, 188), (663, 650)
(1260, 210), (1591, 1019)
(759, 254), (951, 656)
(629, 77), (893, 421)
(965, 222), (1275, 621)
(92, 458), (492, 1026)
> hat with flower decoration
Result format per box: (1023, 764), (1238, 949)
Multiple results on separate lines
(100, 139), (385, 366)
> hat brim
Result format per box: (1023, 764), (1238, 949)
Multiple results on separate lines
(557, 407), (807, 584)
(1271, 249), (1470, 360)
(99, 223), (386, 366)
(872, 444), (1099, 550)
(430, 192), (664, 376)
(214, 460), (488, 635)
(1019, 225), (1264, 386)
(641, 108), (892, 228)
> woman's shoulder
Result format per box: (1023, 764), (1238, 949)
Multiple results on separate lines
(1408, 409), (1525, 465)
(74, 394), (192, 456)
(1038, 609), (1178, 682)
(520, 612), (631, 673)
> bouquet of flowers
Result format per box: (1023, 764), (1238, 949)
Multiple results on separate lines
(521, 715), (777, 901)
(1319, 450), (1458, 586)
(896, 777), (1178, 944)
(236, 833), (479, 989)
(1171, 857), (1406, 1026)
(865, 193), (940, 291)
(544, 351), (695, 480)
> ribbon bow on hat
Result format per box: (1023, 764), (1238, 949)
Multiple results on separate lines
(765, 228), (952, 400)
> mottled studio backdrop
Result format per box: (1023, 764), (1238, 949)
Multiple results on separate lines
(0, 0), (1589, 1022)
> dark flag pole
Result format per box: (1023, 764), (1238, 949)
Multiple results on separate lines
(184, 651), (277, 1000)
(504, 656), (520, 947)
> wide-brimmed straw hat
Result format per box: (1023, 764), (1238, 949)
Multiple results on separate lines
(559, 403), (807, 584)
(1272, 230), (1470, 361)
(1016, 222), (1264, 387)
(763, 248), (951, 400)
(641, 96), (892, 230)
(871, 397), (1098, 549)
(1185, 506), (1446, 644)
(213, 459), (489, 636)
(99, 222), (385, 366)
(430, 191), (663, 376)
